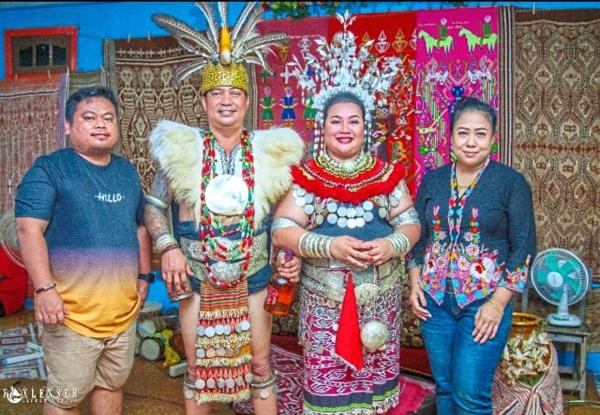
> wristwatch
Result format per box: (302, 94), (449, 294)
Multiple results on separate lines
(138, 273), (155, 284)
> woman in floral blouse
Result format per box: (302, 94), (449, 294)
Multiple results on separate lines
(408, 97), (536, 414)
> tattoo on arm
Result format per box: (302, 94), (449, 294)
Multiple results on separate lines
(150, 170), (169, 203)
(144, 170), (172, 242)
(144, 204), (171, 242)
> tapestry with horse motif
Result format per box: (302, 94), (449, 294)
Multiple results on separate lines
(414, 7), (502, 184)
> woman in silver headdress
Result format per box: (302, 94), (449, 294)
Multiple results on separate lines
(271, 12), (420, 414)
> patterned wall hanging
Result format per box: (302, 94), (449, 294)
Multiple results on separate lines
(513, 8), (600, 345)
(414, 6), (501, 186)
(0, 74), (68, 213)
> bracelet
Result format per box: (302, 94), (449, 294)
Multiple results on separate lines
(35, 282), (56, 294)
(297, 232), (333, 259)
(487, 298), (505, 317)
(155, 234), (178, 252)
(384, 232), (410, 257)
(160, 244), (180, 255)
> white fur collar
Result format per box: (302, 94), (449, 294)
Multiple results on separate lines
(149, 120), (305, 226)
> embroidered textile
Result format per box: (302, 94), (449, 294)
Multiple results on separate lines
(0, 74), (67, 213)
(256, 16), (331, 138)
(231, 342), (435, 415)
(414, 7), (502, 187)
(513, 8), (600, 346)
(301, 283), (402, 414)
(411, 161), (534, 309)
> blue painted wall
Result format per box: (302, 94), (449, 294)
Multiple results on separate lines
(0, 1), (598, 79)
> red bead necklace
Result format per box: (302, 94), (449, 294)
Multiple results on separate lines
(198, 129), (255, 288)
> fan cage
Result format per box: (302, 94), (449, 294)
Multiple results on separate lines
(530, 248), (589, 306)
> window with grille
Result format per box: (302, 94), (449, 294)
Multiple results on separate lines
(4, 27), (77, 80)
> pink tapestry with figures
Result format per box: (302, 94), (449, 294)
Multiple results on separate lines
(256, 16), (332, 144)
(415, 7), (501, 185)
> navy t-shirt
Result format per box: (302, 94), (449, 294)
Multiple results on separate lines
(15, 148), (144, 337)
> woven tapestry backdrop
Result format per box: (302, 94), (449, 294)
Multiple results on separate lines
(0, 74), (67, 213)
(414, 6), (502, 187)
(513, 9), (600, 345)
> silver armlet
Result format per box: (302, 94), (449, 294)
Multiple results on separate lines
(384, 233), (410, 257)
(298, 232), (333, 259)
(389, 207), (420, 227)
(145, 194), (169, 210)
(271, 217), (303, 235)
(147, 169), (170, 210)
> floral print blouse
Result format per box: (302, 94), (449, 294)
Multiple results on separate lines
(408, 160), (536, 308)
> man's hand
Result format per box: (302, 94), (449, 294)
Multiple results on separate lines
(275, 251), (301, 283)
(35, 289), (69, 325)
(161, 248), (193, 296)
(137, 279), (150, 304)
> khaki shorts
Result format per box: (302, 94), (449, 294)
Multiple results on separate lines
(41, 322), (136, 408)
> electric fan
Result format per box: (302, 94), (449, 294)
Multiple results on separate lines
(530, 248), (590, 327)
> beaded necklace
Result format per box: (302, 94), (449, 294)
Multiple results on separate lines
(447, 158), (489, 246)
(199, 129), (255, 288)
(315, 152), (372, 177)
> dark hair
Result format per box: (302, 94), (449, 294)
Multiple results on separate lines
(450, 96), (496, 133)
(65, 86), (119, 124)
(323, 92), (366, 121)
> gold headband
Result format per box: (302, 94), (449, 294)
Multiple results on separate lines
(201, 62), (248, 94)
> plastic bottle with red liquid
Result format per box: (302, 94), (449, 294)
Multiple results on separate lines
(264, 250), (297, 317)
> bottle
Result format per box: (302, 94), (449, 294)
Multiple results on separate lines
(264, 250), (297, 317)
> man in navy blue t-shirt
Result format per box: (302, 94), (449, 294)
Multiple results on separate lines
(15, 86), (152, 413)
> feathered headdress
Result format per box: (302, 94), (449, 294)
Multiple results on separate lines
(152, 2), (288, 94)
(288, 11), (402, 152)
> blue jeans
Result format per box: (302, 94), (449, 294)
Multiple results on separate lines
(420, 290), (513, 415)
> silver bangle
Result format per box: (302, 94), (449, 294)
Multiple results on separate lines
(384, 233), (410, 257)
(298, 232), (333, 259)
(389, 207), (420, 227)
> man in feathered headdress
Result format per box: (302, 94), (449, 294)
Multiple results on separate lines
(145, 3), (303, 414)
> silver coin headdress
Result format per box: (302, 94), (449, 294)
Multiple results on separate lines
(288, 11), (402, 154)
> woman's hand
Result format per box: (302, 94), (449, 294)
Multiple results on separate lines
(330, 236), (371, 269)
(161, 248), (193, 296)
(409, 283), (431, 321)
(363, 238), (394, 266)
(472, 301), (505, 344)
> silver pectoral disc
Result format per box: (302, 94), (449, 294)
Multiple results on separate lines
(205, 175), (248, 216)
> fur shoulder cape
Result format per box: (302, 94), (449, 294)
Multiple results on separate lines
(149, 120), (305, 226)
